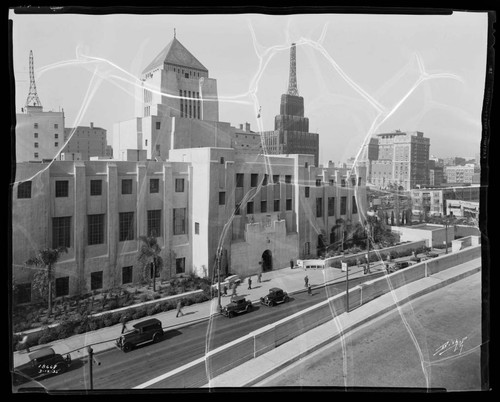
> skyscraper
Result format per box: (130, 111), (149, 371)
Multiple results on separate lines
(262, 43), (319, 166)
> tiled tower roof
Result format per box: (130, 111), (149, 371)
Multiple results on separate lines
(142, 37), (208, 75)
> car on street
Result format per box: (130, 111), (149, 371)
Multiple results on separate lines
(13, 347), (71, 385)
(394, 261), (411, 269)
(116, 318), (164, 352)
(221, 296), (253, 318)
(260, 287), (290, 307)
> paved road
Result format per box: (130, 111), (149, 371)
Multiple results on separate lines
(15, 272), (384, 390)
(259, 271), (482, 391)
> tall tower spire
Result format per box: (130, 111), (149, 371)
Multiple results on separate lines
(287, 43), (299, 96)
(25, 50), (43, 111)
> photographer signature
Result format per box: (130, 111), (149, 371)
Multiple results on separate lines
(433, 337), (467, 356)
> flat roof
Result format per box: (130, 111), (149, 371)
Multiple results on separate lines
(411, 224), (443, 231)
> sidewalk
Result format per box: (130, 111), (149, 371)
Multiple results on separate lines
(202, 258), (481, 388)
(12, 260), (386, 368)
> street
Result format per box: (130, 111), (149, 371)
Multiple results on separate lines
(258, 271), (482, 391)
(14, 272), (384, 390)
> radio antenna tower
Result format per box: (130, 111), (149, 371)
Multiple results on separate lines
(287, 43), (299, 96)
(25, 50), (43, 110)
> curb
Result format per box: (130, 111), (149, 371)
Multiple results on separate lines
(241, 265), (480, 387)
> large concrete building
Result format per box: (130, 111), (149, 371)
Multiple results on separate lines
(261, 43), (320, 166)
(410, 185), (480, 217)
(112, 35), (233, 162)
(370, 130), (430, 190)
(63, 123), (108, 160)
(12, 151), (367, 300)
(444, 164), (475, 184)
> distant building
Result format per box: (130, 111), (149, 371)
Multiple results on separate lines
(261, 43), (319, 166)
(444, 165), (475, 184)
(428, 159), (444, 186)
(410, 185), (480, 217)
(63, 122), (108, 160)
(444, 156), (466, 166)
(370, 130), (430, 190)
(231, 122), (263, 156)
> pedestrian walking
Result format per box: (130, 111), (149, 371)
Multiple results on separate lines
(304, 275), (309, 288)
(176, 300), (184, 317)
(247, 276), (252, 290)
(231, 283), (237, 298)
(307, 284), (312, 296)
(223, 284), (228, 296)
(257, 272), (262, 283)
(290, 259), (294, 269)
(121, 320), (128, 334)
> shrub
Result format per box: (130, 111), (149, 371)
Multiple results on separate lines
(106, 300), (119, 310)
(132, 306), (148, 320)
(139, 294), (150, 303)
(153, 292), (161, 300)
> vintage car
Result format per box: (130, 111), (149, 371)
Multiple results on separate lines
(260, 287), (290, 307)
(116, 318), (164, 352)
(221, 296), (253, 318)
(13, 347), (71, 385)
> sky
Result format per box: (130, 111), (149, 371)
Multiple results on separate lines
(10, 10), (489, 165)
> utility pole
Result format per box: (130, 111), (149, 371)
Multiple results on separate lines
(217, 247), (222, 313)
(345, 257), (349, 313)
(87, 346), (101, 390)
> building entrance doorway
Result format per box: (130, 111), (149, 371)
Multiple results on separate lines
(261, 250), (273, 272)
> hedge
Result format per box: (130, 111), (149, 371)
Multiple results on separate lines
(329, 246), (431, 268)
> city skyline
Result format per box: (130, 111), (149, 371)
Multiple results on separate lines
(11, 11), (488, 165)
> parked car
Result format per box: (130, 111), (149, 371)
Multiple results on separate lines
(116, 318), (163, 352)
(394, 261), (411, 270)
(221, 296), (253, 318)
(13, 347), (71, 385)
(260, 287), (290, 307)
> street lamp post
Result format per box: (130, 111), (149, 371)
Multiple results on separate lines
(217, 247), (222, 312)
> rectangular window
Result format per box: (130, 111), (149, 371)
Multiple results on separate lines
(286, 198), (292, 211)
(122, 266), (133, 284)
(176, 258), (185, 274)
(219, 192), (226, 205)
(341, 179), (346, 187)
(54, 124), (59, 129)
(90, 180), (102, 196)
(251, 173), (258, 187)
(156, 122), (161, 130)
(316, 179), (322, 187)
(17, 181), (32, 199)
(247, 201), (254, 214)
(341, 196), (347, 215)
(316, 197), (323, 217)
(55, 133), (59, 138)
(305, 187), (310, 198)
(329, 179), (334, 186)
(274, 199), (280, 212)
(236, 173), (244, 188)
(195, 222), (200, 235)
(285, 175), (292, 184)
(52, 216), (71, 248)
(17, 283), (31, 304)
(328, 197), (335, 216)
(34, 133), (38, 138)
(261, 200), (267, 213)
(119, 212), (134, 241)
(34, 142), (39, 148)
(150, 178), (159, 193)
(173, 208), (186, 235)
(88, 214), (104, 245)
(34, 153), (39, 158)
(147, 210), (161, 237)
(34, 123), (38, 129)
(273, 175), (280, 184)
(175, 178), (185, 192)
(352, 196), (358, 214)
(122, 179), (133, 194)
(55, 277), (69, 297)
(358, 177), (362, 186)
(263, 174), (268, 186)
(90, 271), (103, 291)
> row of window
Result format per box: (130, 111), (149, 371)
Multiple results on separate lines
(33, 133), (59, 139)
(16, 259), (187, 303)
(17, 178), (185, 199)
(34, 142), (59, 148)
(33, 123), (59, 129)
(51, 208), (187, 248)
(235, 199), (292, 215)
(234, 174), (362, 188)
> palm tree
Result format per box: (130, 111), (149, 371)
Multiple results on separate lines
(137, 235), (163, 292)
(25, 246), (68, 316)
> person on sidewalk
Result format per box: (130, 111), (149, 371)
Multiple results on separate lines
(223, 284), (228, 296)
(257, 272), (262, 283)
(121, 320), (128, 334)
(304, 275), (309, 288)
(231, 283), (237, 299)
(307, 284), (312, 296)
(247, 276), (252, 290)
(290, 259), (294, 269)
(176, 300), (184, 317)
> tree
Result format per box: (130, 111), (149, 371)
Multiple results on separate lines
(334, 218), (345, 251)
(25, 246), (68, 316)
(137, 235), (164, 292)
